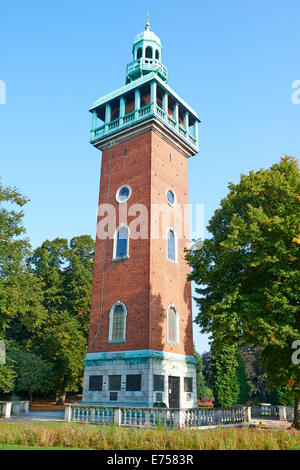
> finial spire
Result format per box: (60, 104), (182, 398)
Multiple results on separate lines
(145, 11), (150, 29)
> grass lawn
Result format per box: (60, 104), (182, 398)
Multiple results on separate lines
(0, 443), (85, 450)
(0, 421), (299, 450)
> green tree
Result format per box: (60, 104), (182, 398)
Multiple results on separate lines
(194, 348), (213, 401)
(0, 360), (16, 394)
(8, 348), (53, 403)
(39, 312), (87, 405)
(28, 236), (94, 403)
(0, 181), (46, 390)
(211, 344), (240, 407)
(186, 157), (300, 427)
(236, 350), (250, 403)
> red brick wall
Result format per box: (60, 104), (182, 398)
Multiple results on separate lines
(88, 130), (193, 357)
(149, 132), (193, 356)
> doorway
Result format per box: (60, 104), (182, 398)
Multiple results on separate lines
(168, 376), (180, 408)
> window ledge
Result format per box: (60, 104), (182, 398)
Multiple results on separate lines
(167, 341), (180, 346)
(166, 257), (178, 264)
(112, 255), (130, 263)
(108, 339), (126, 343)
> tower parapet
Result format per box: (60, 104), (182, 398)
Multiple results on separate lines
(89, 24), (199, 157)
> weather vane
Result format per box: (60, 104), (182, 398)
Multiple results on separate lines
(146, 11), (150, 28)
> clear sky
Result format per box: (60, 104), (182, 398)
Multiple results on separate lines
(1, 0), (299, 353)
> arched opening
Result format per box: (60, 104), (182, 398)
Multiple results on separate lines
(155, 49), (160, 60)
(137, 47), (142, 59)
(109, 302), (127, 342)
(167, 305), (179, 344)
(145, 46), (153, 59)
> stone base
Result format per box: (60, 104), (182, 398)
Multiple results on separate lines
(82, 349), (197, 408)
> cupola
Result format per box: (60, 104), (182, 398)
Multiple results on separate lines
(126, 20), (168, 84)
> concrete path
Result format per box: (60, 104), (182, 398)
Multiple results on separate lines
(0, 410), (65, 423)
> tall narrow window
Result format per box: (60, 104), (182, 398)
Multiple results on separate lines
(167, 305), (179, 344)
(114, 225), (129, 259)
(167, 229), (176, 261)
(108, 301), (127, 342)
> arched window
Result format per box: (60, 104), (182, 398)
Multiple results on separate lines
(167, 305), (179, 344)
(114, 225), (129, 259)
(167, 229), (176, 262)
(108, 301), (127, 342)
(145, 46), (153, 59)
(155, 50), (160, 60)
(137, 47), (142, 59)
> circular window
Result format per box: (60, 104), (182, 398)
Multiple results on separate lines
(166, 189), (176, 206)
(116, 185), (131, 203)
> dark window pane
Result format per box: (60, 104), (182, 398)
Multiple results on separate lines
(89, 375), (103, 391)
(167, 190), (175, 205)
(167, 230), (175, 260)
(119, 187), (130, 202)
(126, 374), (141, 391)
(110, 392), (118, 401)
(168, 307), (177, 342)
(109, 375), (121, 391)
(116, 227), (128, 257)
(145, 46), (153, 58)
(112, 305), (124, 340)
(154, 375), (165, 391)
(184, 377), (193, 392)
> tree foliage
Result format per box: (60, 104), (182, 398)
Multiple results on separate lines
(193, 348), (213, 401)
(8, 347), (53, 401)
(186, 157), (300, 425)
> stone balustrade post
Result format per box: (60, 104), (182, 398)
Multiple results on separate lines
(278, 406), (287, 421)
(65, 404), (72, 422)
(244, 406), (252, 422)
(173, 409), (185, 428)
(114, 407), (122, 426)
(1, 402), (12, 418)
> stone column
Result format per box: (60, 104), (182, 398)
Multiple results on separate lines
(114, 408), (122, 426)
(184, 111), (189, 137)
(174, 102), (179, 130)
(91, 110), (97, 139)
(65, 405), (72, 422)
(163, 92), (168, 120)
(193, 120), (198, 143)
(135, 88), (141, 119)
(105, 103), (111, 133)
(174, 409), (185, 428)
(120, 95), (125, 125)
(1, 402), (12, 418)
(150, 81), (157, 111)
(245, 406), (252, 423)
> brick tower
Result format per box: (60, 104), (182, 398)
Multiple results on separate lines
(82, 20), (200, 408)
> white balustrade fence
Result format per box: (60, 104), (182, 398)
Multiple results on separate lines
(65, 404), (251, 428)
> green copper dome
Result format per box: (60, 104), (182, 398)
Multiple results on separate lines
(133, 26), (162, 48)
(126, 22), (168, 84)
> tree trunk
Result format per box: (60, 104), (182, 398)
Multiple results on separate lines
(56, 391), (67, 405)
(29, 391), (33, 404)
(292, 393), (300, 430)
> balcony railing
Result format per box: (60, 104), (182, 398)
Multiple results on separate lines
(91, 102), (198, 151)
(65, 404), (251, 428)
(127, 59), (168, 81)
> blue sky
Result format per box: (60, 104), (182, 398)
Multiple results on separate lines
(1, 0), (299, 353)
